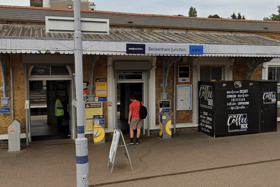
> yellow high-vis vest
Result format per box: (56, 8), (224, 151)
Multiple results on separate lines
(55, 99), (64, 117)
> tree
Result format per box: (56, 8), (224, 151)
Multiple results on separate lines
(237, 13), (242, 19)
(263, 6), (280, 21)
(231, 12), (245, 20)
(188, 7), (197, 17)
(208, 14), (221, 19)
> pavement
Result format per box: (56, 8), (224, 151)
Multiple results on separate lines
(1, 124), (280, 187)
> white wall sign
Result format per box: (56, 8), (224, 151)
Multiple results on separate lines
(177, 85), (192, 110)
(146, 44), (190, 55)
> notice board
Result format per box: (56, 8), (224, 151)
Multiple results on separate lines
(85, 102), (103, 132)
(177, 85), (192, 110)
(95, 78), (107, 97)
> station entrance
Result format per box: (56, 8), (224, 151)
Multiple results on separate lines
(27, 65), (74, 142)
(29, 80), (71, 141)
(117, 83), (143, 134)
(115, 71), (148, 135)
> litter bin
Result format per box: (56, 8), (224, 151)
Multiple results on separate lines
(93, 115), (105, 144)
(159, 111), (172, 139)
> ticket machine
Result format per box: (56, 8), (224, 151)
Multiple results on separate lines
(159, 100), (172, 139)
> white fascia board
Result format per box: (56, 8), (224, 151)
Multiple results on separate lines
(204, 44), (280, 56)
(1, 38), (280, 57)
(0, 38), (74, 54)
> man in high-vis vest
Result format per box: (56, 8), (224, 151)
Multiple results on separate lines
(55, 95), (64, 130)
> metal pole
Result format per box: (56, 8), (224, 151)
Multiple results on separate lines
(24, 65), (29, 145)
(10, 55), (14, 121)
(173, 62), (176, 134)
(74, 0), (89, 186)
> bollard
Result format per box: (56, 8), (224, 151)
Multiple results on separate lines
(8, 120), (21, 152)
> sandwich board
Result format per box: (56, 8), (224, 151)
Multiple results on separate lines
(108, 128), (133, 173)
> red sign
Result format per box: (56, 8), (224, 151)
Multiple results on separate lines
(9, 126), (15, 133)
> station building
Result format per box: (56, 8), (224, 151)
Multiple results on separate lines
(1, 5), (280, 144)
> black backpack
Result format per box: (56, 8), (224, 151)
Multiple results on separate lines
(139, 101), (148, 119)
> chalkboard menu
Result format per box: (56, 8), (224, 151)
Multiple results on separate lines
(198, 80), (277, 137)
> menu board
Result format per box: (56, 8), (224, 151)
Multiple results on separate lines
(198, 82), (215, 136)
(177, 85), (192, 110)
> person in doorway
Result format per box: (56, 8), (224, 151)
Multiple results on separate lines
(55, 95), (64, 130)
(128, 95), (143, 145)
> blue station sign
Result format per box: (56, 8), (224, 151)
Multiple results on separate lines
(98, 97), (107, 101)
(126, 44), (146, 54)
(0, 108), (10, 113)
(189, 45), (203, 55)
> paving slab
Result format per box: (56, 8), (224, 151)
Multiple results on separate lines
(0, 124), (279, 187)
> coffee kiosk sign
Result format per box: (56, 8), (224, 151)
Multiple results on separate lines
(198, 81), (261, 137)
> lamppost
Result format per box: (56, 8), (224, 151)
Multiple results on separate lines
(73, 0), (89, 186)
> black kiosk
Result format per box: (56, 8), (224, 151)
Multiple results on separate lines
(198, 80), (277, 137)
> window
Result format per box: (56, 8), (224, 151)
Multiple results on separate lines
(31, 66), (50, 76)
(200, 67), (222, 82)
(51, 66), (70, 75)
(268, 67), (280, 81)
(30, 66), (70, 76)
(118, 72), (142, 80)
(267, 67), (280, 102)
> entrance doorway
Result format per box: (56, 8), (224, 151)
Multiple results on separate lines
(27, 65), (74, 142)
(29, 80), (71, 141)
(115, 71), (148, 135)
(117, 83), (143, 134)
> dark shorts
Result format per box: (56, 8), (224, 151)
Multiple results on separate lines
(130, 118), (143, 130)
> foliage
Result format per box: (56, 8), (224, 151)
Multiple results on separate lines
(263, 6), (280, 21)
(188, 6), (197, 17)
(208, 14), (221, 19)
(231, 12), (245, 20)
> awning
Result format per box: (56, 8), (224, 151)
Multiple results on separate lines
(1, 24), (280, 57)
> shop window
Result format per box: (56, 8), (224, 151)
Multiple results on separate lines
(31, 66), (50, 75)
(268, 67), (280, 102)
(200, 67), (222, 82)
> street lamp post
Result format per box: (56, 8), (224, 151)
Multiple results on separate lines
(74, 0), (89, 186)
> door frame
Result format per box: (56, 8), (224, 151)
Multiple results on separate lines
(192, 57), (234, 126)
(115, 71), (149, 135)
(26, 66), (75, 143)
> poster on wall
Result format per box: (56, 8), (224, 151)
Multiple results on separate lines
(177, 85), (192, 110)
(95, 78), (107, 97)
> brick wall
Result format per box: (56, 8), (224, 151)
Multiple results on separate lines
(232, 57), (262, 81)
(92, 56), (108, 128)
(156, 57), (193, 125)
(0, 54), (26, 135)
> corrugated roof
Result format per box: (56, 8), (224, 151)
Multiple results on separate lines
(1, 6), (280, 33)
(1, 24), (280, 46)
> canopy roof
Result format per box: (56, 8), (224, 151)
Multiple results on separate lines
(1, 24), (280, 57)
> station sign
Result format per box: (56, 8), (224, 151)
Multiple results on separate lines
(189, 45), (203, 55)
(126, 44), (204, 55)
(126, 44), (145, 54)
(0, 108), (10, 113)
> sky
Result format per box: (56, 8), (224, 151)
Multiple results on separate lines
(0, 0), (279, 20)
